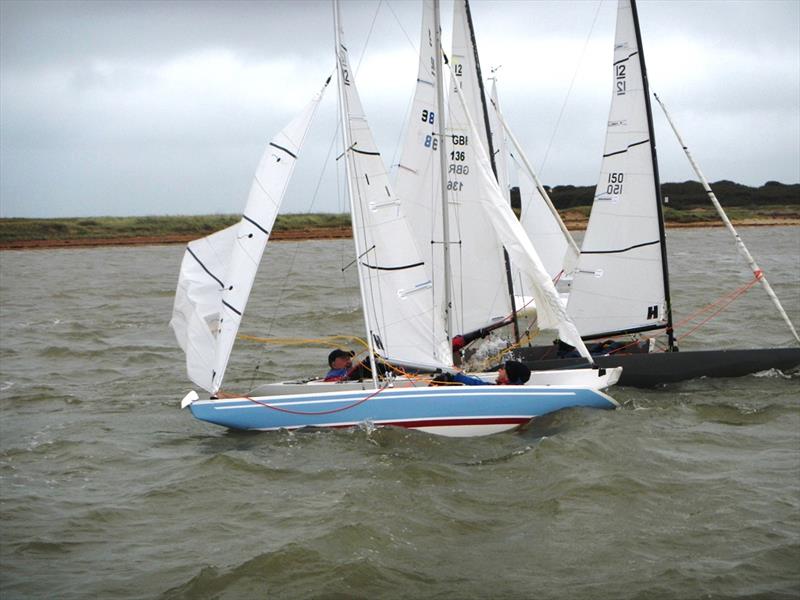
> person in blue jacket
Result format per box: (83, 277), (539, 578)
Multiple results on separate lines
(435, 360), (531, 386)
(324, 349), (355, 381)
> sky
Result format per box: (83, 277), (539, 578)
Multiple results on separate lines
(1, 0), (798, 218)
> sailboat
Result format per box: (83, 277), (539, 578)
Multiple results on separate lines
(511, 0), (800, 387)
(171, 0), (621, 437)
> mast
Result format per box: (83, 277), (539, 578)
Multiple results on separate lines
(333, 0), (379, 386)
(463, 0), (520, 343)
(630, 0), (675, 350)
(433, 0), (454, 344)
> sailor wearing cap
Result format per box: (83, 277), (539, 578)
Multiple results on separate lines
(324, 348), (356, 382)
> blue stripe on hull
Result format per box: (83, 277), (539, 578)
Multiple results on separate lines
(189, 386), (616, 433)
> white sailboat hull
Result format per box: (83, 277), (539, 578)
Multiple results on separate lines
(182, 367), (621, 438)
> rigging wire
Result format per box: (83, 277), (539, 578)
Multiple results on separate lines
(245, 0), (390, 388)
(538, 0), (603, 177)
(385, 0), (418, 53)
(385, 0), (421, 176)
(671, 276), (761, 345)
(247, 75), (343, 392)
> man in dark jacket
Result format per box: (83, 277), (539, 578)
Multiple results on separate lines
(324, 349), (355, 381)
(436, 360), (532, 386)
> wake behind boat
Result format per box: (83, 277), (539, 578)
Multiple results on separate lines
(170, 0), (622, 437)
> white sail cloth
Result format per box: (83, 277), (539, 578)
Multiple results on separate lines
(335, 10), (452, 370)
(566, 0), (667, 338)
(447, 61), (594, 362)
(171, 226), (237, 393)
(445, 0), (513, 334)
(170, 86), (326, 393)
(395, 0), (512, 340)
(393, 0), (442, 303)
(488, 80), (577, 284)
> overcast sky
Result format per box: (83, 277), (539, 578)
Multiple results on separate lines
(1, 0), (798, 218)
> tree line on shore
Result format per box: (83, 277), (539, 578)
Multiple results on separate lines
(544, 180), (800, 209)
(1, 181), (797, 243)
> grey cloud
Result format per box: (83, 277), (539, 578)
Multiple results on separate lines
(0, 0), (797, 218)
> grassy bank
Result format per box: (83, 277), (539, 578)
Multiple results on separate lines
(1, 205), (798, 246)
(0, 213), (351, 243)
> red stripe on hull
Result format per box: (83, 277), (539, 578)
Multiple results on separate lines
(384, 417), (532, 429)
(282, 417), (533, 432)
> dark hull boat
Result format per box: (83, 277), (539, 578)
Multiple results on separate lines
(512, 346), (800, 388)
(502, 0), (799, 384)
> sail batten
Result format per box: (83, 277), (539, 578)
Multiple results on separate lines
(335, 1), (452, 372)
(170, 81), (328, 393)
(566, 0), (670, 341)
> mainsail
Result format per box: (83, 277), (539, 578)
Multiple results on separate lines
(566, 0), (672, 340)
(334, 2), (452, 371)
(393, 0), (442, 305)
(446, 0), (514, 336)
(395, 0), (513, 343)
(170, 84), (327, 393)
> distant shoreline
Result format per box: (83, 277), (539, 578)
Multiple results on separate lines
(2, 218), (798, 251)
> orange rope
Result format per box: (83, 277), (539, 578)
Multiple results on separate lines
(671, 277), (759, 332)
(673, 276), (760, 343)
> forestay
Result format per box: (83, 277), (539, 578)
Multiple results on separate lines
(566, 0), (669, 339)
(170, 85), (327, 393)
(335, 9), (452, 371)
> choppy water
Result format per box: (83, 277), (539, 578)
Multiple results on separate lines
(1, 226), (798, 599)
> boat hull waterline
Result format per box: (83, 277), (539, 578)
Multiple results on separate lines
(185, 381), (620, 438)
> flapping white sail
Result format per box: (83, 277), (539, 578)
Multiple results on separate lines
(170, 84), (327, 393)
(335, 5), (452, 371)
(488, 79), (577, 285)
(566, 0), (669, 339)
(446, 60), (594, 362)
